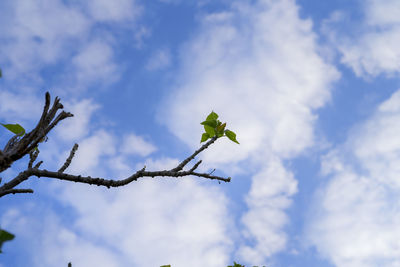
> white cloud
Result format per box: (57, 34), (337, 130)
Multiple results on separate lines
(84, 0), (141, 22)
(0, 0), (90, 78)
(71, 40), (120, 88)
(120, 133), (157, 157)
(4, 122), (233, 267)
(31, 156), (233, 267)
(238, 157), (298, 263)
(55, 98), (100, 141)
(364, 0), (400, 26)
(67, 129), (116, 176)
(1, 207), (124, 267)
(0, 90), (42, 122)
(307, 88), (400, 267)
(156, 0), (338, 263)
(145, 48), (171, 71)
(0, 0), (143, 91)
(323, 0), (400, 77)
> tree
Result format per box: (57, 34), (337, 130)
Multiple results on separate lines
(0, 68), (239, 255)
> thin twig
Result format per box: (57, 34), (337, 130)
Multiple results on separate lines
(170, 136), (218, 172)
(58, 144), (78, 173)
(188, 160), (202, 172)
(28, 149), (39, 169)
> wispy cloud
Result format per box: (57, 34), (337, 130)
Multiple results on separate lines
(307, 89), (400, 267)
(323, 0), (400, 77)
(120, 133), (157, 157)
(0, 0), (143, 93)
(156, 0), (339, 264)
(71, 40), (120, 89)
(55, 98), (100, 141)
(83, 0), (142, 22)
(145, 48), (171, 71)
(39, 156), (233, 267)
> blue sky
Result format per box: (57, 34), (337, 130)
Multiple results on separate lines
(1, 0), (400, 266)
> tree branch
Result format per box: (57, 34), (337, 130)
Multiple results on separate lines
(169, 136), (218, 172)
(0, 91), (73, 172)
(0, 188), (33, 198)
(0, 92), (232, 198)
(58, 144), (78, 173)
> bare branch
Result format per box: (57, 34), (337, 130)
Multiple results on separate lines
(27, 164), (230, 188)
(58, 144), (79, 173)
(0, 188), (34, 198)
(28, 149), (39, 169)
(170, 136), (218, 172)
(3, 135), (20, 152)
(0, 92), (232, 198)
(0, 138), (230, 196)
(34, 161), (43, 169)
(188, 160), (202, 172)
(0, 92), (73, 172)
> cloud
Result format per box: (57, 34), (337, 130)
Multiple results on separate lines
(1, 207), (125, 267)
(0, 0), (143, 92)
(67, 129), (116, 176)
(145, 48), (171, 71)
(120, 133), (157, 157)
(156, 0), (338, 263)
(307, 89), (400, 267)
(35, 156), (233, 267)
(237, 157), (298, 263)
(55, 98), (100, 141)
(323, 0), (400, 77)
(0, 90), (42, 122)
(71, 40), (120, 88)
(84, 0), (142, 22)
(3, 120), (233, 267)
(0, 0), (90, 78)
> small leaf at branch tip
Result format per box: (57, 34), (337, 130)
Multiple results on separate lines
(206, 111), (218, 121)
(201, 132), (210, 143)
(1, 123), (25, 136)
(225, 129), (239, 144)
(201, 119), (218, 128)
(204, 124), (216, 137)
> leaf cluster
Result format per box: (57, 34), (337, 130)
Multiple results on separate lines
(200, 111), (239, 144)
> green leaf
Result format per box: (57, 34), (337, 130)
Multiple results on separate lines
(160, 265), (171, 267)
(200, 119), (218, 128)
(206, 111), (218, 121)
(216, 122), (226, 134)
(1, 123), (25, 136)
(0, 229), (15, 253)
(201, 133), (210, 143)
(225, 130), (239, 144)
(204, 125), (215, 137)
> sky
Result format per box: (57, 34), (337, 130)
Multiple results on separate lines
(1, 0), (400, 266)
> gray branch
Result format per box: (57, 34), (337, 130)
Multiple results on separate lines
(0, 92), (73, 172)
(0, 92), (231, 198)
(58, 144), (78, 173)
(0, 188), (33, 198)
